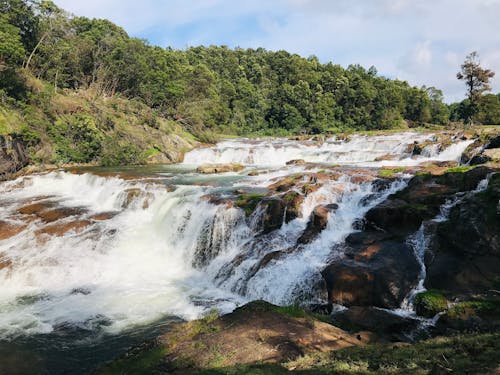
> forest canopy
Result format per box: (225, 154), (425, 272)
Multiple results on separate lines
(0, 0), (498, 144)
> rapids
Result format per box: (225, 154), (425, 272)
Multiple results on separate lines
(0, 132), (474, 373)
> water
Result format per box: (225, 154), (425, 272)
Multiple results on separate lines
(0, 132), (474, 373)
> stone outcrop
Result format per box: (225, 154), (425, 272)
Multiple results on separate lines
(0, 135), (29, 181)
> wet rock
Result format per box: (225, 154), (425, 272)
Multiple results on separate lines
(18, 202), (87, 223)
(260, 197), (287, 234)
(374, 154), (400, 162)
(425, 172), (500, 295)
(460, 139), (484, 164)
(268, 175), (303, 192)
(196, 163), (244, 174)
(365, 167), (493, 237)
(331, 306), (420, 337)
(298, 204), (338, 244)
(282, 191), (304, 222)
(200, 194), (235, 208)
(0, 221), (26, 240)
(36, 220), (92, 237)
(122, 188), (154, 209)
(89, 212), (118, 221)
(322, 239), (420, 309)
(286, 159), (306, 165)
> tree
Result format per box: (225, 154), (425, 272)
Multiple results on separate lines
(457, 51), (495, 124)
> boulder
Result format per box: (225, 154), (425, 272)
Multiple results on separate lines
(285, 159), (306, 165)
(331, 306), (420, 337)
(196, 163), (244, 174)
(298, 204), (338, 244)
(424, 172), (500, 295)
(321, 239), (420, 309)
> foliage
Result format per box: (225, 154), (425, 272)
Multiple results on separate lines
(0, 0), (465, 142)
(457, 52), (495, 124)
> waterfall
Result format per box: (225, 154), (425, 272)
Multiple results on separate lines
(0, 132), (475, 339)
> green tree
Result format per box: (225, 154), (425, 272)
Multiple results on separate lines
(457, 51), (495, 124)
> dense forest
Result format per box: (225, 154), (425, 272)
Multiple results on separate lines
(1, 0), (499, 165)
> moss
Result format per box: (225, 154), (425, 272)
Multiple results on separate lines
(445, 298), (500, 321)
(445, 165), (476, 173)
(235, 193), (266, 216)
(378, 167), (405, 178)
(414, 291), (448, 318)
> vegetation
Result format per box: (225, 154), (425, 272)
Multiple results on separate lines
(0, 1), (498, 169)
(456, 52), (496, 124)
(414, 291), (448, 318)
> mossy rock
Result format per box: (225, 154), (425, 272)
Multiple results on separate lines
(235, 193), (266, 216)
(414, 290), (448, 318)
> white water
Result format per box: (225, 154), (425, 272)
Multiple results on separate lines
(183, 132), (473, 167)
(0, 132), (473, 339)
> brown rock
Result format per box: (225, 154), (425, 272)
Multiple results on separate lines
(196, 163), (245, 174)
(0, 221), (26, 240)
(298, 204), (338, 244)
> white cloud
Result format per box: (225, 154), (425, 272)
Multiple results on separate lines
(53, 0), (500, 102)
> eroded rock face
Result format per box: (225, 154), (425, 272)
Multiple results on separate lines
(0, 135), (29, 181)
(425, 172), (500, 295)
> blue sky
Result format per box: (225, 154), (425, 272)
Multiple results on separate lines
(54, 0), (500, 102)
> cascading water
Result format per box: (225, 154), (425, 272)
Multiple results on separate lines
(0, 132), (475, 373)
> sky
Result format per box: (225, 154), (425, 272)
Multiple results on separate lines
(53, 0), (500, 103)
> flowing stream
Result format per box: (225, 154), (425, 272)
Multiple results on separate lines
(0, 132), (473, 373)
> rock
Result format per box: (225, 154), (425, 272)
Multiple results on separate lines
(36, 220), (92, 237)
(268, 175), (302, 192)
(18, 202), (86, 223)
(298, 204), (338, 244)
(116, 300), (371, 373)
(121, 188), (154, 209)
(364, 198), (433, 235)
(196, 163), (244, 174)
(435, 298), (500, 334)
(260, 197), (287, 234)
(0, 221), (26, 240)
(282, 191), (304, 223)
(424, 172), (500, 295)
(286, 159), (306, 165)
(200, 194), (235, 208)
(0, 135), (29, 181)
(483, 148), (500, 162)
(460, 140), (484, 164)
(322, 239), (420, 309)
(374, 154), (400, 162)
(414, 291), (449, 318)
(89, 212), (117, 221)
(331, 306), (420, 337)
